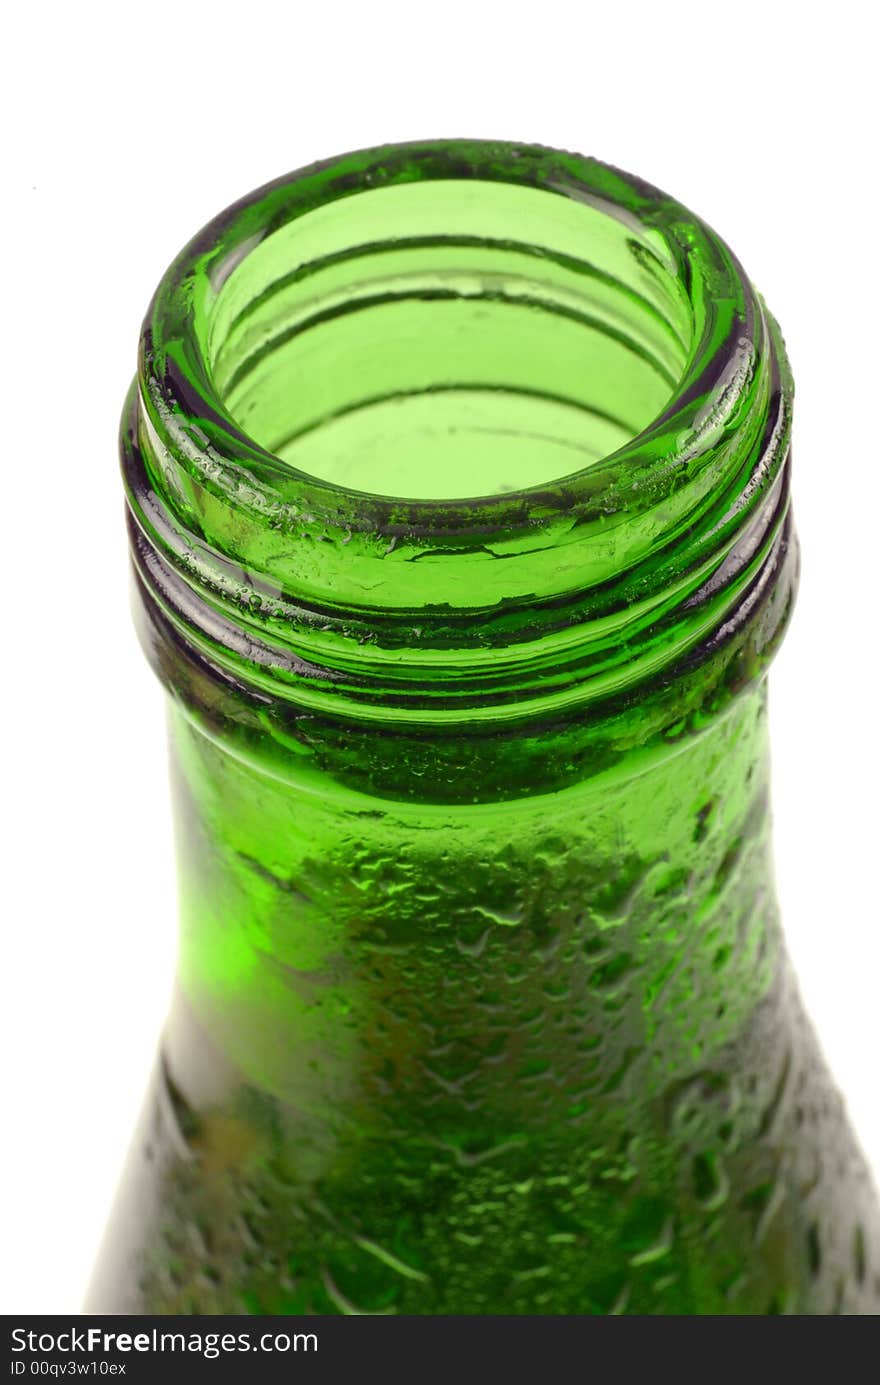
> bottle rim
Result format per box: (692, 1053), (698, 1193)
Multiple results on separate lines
(123, 139), (795, 729)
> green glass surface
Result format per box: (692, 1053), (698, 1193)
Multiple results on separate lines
(88, 140), (880, 1314)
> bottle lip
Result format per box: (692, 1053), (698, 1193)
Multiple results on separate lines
(124, 139), (795, 728)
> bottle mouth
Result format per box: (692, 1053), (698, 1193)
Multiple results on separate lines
(205, 177), (693, 503)
(124, 139), (795, 728)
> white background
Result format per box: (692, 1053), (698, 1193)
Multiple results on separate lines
(3, 0), (878, 1314)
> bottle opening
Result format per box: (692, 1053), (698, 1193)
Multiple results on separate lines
(130, 140), (794, 743)
(206, 180), (694, 501)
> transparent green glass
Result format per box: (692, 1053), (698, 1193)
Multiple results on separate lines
(88, 139), (880, 1314)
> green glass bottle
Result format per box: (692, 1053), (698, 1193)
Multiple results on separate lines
(88, 139), (880, 1315)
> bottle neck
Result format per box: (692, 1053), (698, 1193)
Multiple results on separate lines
(130, 141), (792, 1160)
(163, 682), (781, 1151)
